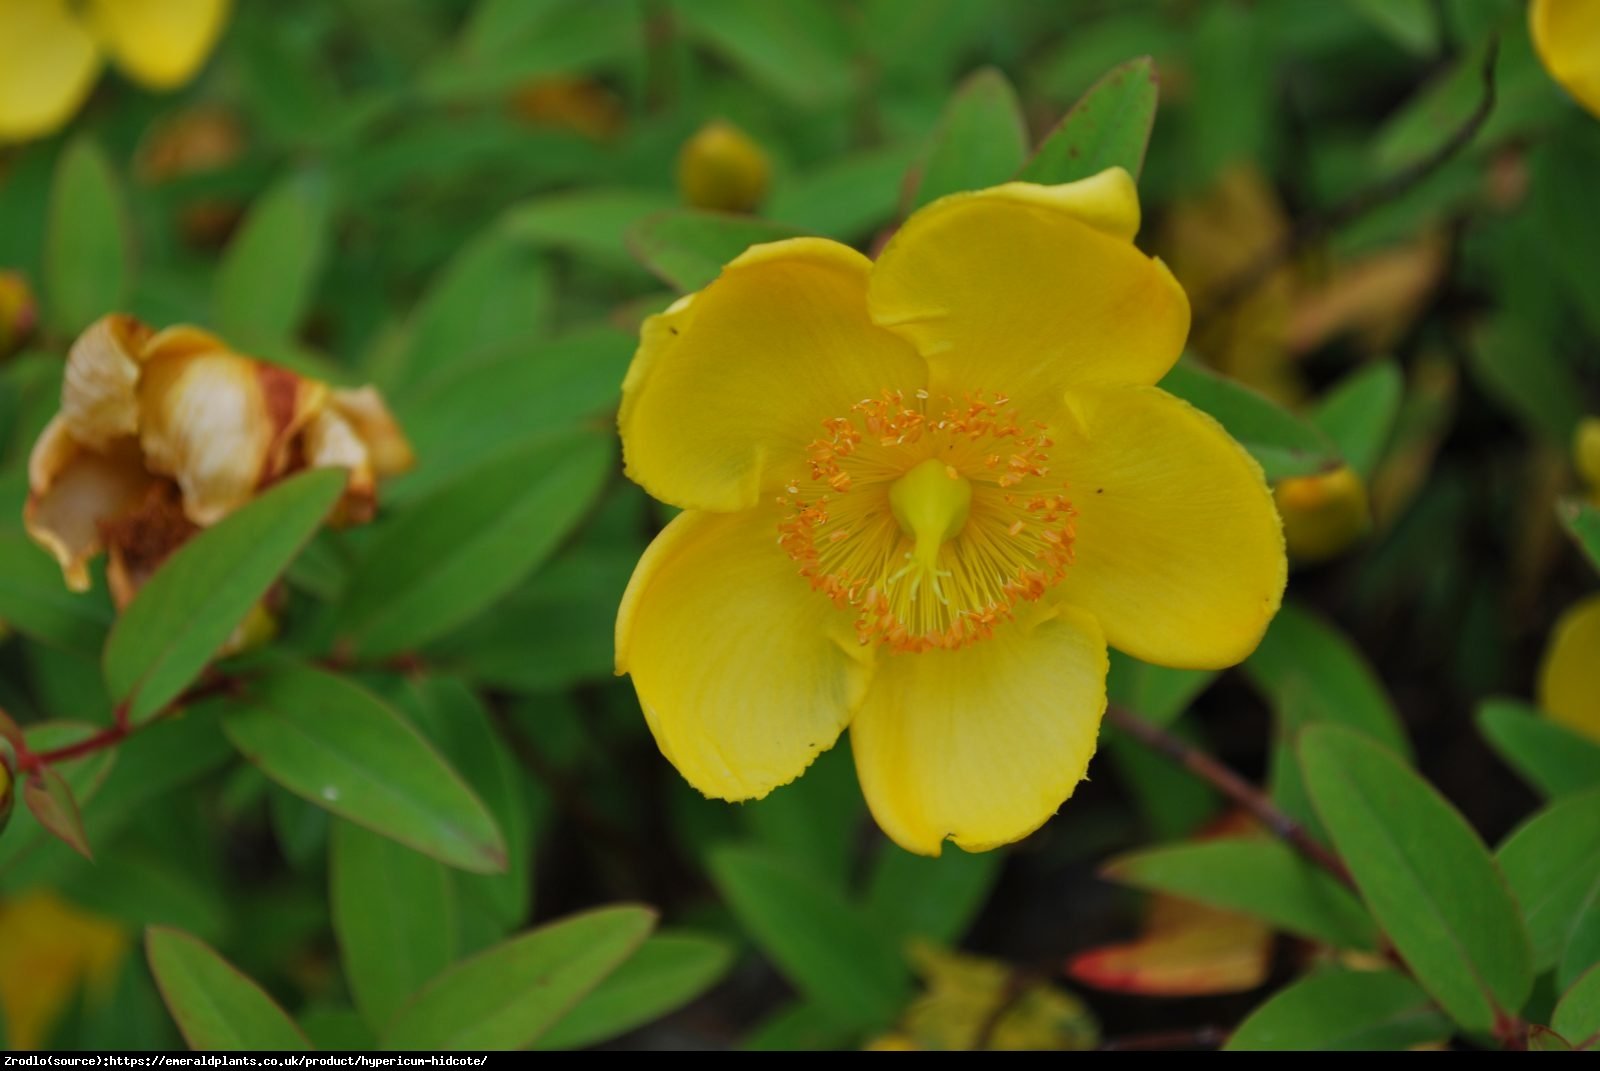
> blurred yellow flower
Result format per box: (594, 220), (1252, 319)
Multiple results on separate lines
(1575, 416), (1600, 501)
(677, 119), (772, 214)
(0, 892), (127, 1050)
(511, 76), (625, 141)
(1274, 464), (1372, 564)
(895, 943), (1098, 1051)
(0, 0), (231, 144)
(1538, 593), (1600, 744)
(1531, 0), (1600, 120)
(25, 314), (413, 607)
(616, 168), (1286, 856)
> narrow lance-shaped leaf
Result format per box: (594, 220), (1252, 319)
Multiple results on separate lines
(1553, 965), (1600, 1051)
(23, 765), (92, 861)
(1019, 55), (1159, 185)
(45, 137), (130, 337)
(628, 211), (805, 293)
(222, 661), (506, 874)
(1495, 787), (1600, 974)
(104, 468), (346, 722)
(1298, 725), (1533, 1033)
(146, 927), (312, 1051)
(536, 933), (736, 1051)
(907, 67), (1028, 209)
(382, 906), (657, 1050)
(1477, 699), (1600, 799)
(710, 845), (910, 1031)
(1159, 361), (1341, 481)
(213, 171), (330, 348)
(1225, 969), (1451, 1051)
(339, 428), (612, 657)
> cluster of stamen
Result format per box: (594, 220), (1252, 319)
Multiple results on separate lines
(776, 389), (1077, 653)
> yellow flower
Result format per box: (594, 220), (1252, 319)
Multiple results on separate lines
(0, 892), (127, 1050)
(1531, 0), (1600, 120)
(0, 0), (231, 144)
(1538, 593), (1600, 743)
(615, 168), (1287, 856)
(1274, 464), (1372, 564)
(25, 314), (413, 607)
(677, 119), (773, 214)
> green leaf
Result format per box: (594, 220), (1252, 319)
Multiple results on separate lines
(908, 68), (1027, 209)
(331, 820), (459, 1028)
(399, 678), (533, 939)
(767, 142), (920, 240)
(1312, 362), (1404, 481)
(390, 326), (630, 506)
(213, 171), (329, 348)
(1107, 650), (1216, 728)
(1466, 318), (1585, 446)
(23, 765), (93, 860)
(104, 469), (345, 722)
(45, 137), (130, 337)
(741, 745), (862, 890)
(1495, 787), (1600, 973)
(1158, 360), (1339, 481)
(382, 905), (656, 1050)
(710, 845), (910, 1031)
(1553, 964), (1600, 1050)
(1349, 0), (1439, 56)
(1246, 603), (1410, 758)
(536, 933), (735, 1050)
(864, 843), (1001, 946)
(1478, 699), (1600, 799)
(339, 428), (612, 656)
(429, 0), (643, 100)
(1103, 837), (1378, 950)
(0, 531), (112, 655)
(222, 662), (506, 874)
(1019, 55), (1159, 184)
(1225, 968), (1450, 1051)
(382, 223), (554, 389)
(671, 0), (853, 108)
(1298, 725), (1533, 1032)
(628, 211), (805, 293)
(1559, 498), (1600, 574)
(1530, 131), (1600, 340)
(146, 927), (311, 1051)
(504, 189), (674, 268)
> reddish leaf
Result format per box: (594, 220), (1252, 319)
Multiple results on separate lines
(23, 766), (93, 860)
(1068, 895), (1272, 996)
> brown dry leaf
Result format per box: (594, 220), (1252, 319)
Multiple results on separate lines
(1289, 234), (1447, 357)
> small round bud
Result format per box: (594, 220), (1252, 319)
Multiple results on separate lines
(1575, 416), (1600, 496)
(0, 271), (38, 360)
(1274, 464), (1372, 564)
(677, 120), (772, 214)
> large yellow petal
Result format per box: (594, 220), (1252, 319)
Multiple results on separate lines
(868, 169), (1190, 413)
(1538, 593), (1600, 744)
(1054, 385), (1286, 670)
(616, 507), (874, 800)
(849, 602), (1108, 856)
(87, 0), (229, 91)
(24, 416), (154, 592)
(0, 0), (102, 143)
(1531, 0), (1600, 120)
(619, 238), (926, 512)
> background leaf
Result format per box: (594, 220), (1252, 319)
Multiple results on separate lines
(1159, 360), (1340, 480)
(45, 138), (130, 337)
(146, 927), (311, 1051)
(536, 933), (735, 1050)
(213, 171), (330, 348)
(1299, 725), (1532, 1033)
(1225, 968), (1449, 1051)
(1019, 55), (1159, 184)
(382, 905), (656, 1050)
(222, 661), (506, 873)
(907, 68), (1028, 209)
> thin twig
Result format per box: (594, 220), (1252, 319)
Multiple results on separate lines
(1099, 1025), (1228, 1052)
(1105, 704), (1354, 888)
(1193, 38), (1499, 335)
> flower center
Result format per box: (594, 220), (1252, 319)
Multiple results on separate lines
(777, 389), (1076, 652)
